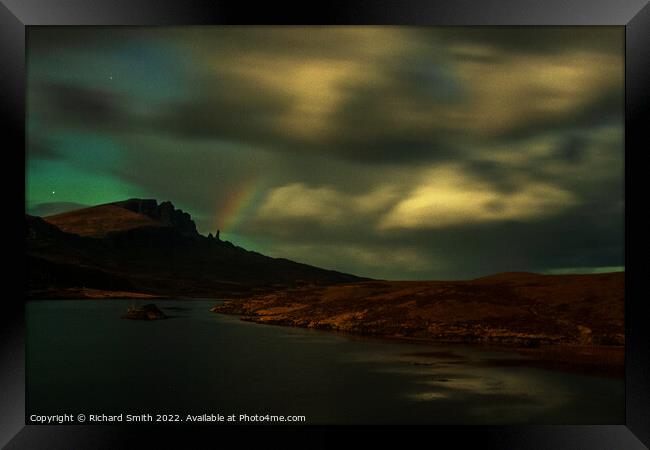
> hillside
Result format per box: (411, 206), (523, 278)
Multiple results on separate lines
(43, 199), (197, 238)
(212, 272), (625, 374)
(26, 199), (365, 298)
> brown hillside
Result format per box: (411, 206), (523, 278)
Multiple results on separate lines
(27, 200), (365, 298)
(213, 272), (624, 348)
(44, 204), (164, 238)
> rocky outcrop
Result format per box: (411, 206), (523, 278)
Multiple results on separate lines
(28, 200), (366, 299)
(116, 199), (198, 237)
(212, 272), (625, 348)
(121, 303), (168, 320)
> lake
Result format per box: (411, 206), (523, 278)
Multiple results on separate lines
(26, 299), (624, 425)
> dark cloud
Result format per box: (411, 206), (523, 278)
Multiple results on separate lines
(435, 26), (624, 57)
(418, 206), (623, 278)
(152, 89), (292, 144)
(27, 136), (61, 160)
(27, 26), (170, 55)
(25, 26), (625, 279)
(556, 134), (589, 165)
(461, 160), (524, 193)
(236, 202), (624, 280)
(27, 26), (623, 167)
(494, 88), (623, 142)
(31, 81), (132, 131)
(29, 77), (465, 166)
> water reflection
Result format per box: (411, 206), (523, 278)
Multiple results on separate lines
(343, 342), (616, 422)
(27, 300), (624, 425)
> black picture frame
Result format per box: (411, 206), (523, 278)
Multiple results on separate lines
(2, 1), (648, 448)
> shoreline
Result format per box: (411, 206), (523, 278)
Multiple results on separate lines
(209, 274), (623, 378)
(26, 288), (170, 300)
(212, 310), (624, 379)
(27, 275), (625, 380)
(24, 293), (624, 378)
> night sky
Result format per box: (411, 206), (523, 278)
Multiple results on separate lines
(26, 26), (624, 280)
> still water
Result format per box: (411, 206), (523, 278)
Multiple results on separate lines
(27, 299), (623, 424)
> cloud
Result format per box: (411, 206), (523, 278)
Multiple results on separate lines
(252, 159), (580, 235)
(378, 165), (576, 230)
(255, 182), (398, 227)
(25, 26), (625, 279)
(264, 242), (438, 280)
(30, 82), (131, 131)
(257, 183), (347, 225)
(28, 27), (623, 168)
(27, 136), (61, 160)
(435, 26), (623, 57)
(448, 49), (623, 138)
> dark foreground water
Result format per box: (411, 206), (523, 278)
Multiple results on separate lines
(27, 299), (624, 425)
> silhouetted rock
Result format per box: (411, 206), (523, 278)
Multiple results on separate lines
(118, 198), (160, 219)
(121, 304), (167, 320)
(117, 198), (199, 237)
(26, 214), (67, 239)
(214, 272), (625, 348)
(27, 200), (366, 299)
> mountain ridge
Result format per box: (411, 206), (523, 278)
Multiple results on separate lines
(43, 198), (199, 238)
(27, 199), (367, 298)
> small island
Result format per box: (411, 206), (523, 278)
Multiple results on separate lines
(121, 304), (168, 320)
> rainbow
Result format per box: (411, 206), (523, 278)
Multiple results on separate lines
(213, 176), (266, 236)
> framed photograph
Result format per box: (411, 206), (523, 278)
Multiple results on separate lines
(2, 0), (648, 448)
